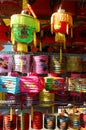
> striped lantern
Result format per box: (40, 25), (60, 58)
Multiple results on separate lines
(50, 55), (66, 74)
(3, 114), (16, 130)
(69, 114), (80, 130)
(31, 111), (43, 129)
(16, 113), (29, 130)
(14, 54), (30, 73)
(33, 55), (49, 75)
(39, 89), (55, 107)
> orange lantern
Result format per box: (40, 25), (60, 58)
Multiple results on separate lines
(51, 8), (73, 62)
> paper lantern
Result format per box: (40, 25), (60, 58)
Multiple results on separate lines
(51, 9), (73, 62)
(10, 4), (40, 52)
(0, 25), (9, 44)
(51, 9), (73, 42)
(11, 13), (40, 43)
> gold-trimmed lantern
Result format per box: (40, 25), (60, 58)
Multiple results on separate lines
(10, 4), (40, 53)
(51, 8), (73, 62)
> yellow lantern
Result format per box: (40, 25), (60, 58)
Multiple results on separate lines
(51, 9), (73, 62)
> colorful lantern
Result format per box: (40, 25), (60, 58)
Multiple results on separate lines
(10, 4), (40, 52)
(51, 8), (73, 62)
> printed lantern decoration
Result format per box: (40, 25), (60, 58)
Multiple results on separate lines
(10, 4), (40, 53)
(51, 9), (73, 62)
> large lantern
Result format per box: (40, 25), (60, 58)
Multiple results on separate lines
(10, 4), (40, 53)
(51, 8), (73, 62)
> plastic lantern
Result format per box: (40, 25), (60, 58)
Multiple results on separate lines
(10, 4), (40, 53)
(51, 9), (73, 62)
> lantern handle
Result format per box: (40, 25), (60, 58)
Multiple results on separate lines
(27, 3), (37, 19)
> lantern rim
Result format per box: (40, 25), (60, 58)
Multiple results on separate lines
(51, 11), (73, 27)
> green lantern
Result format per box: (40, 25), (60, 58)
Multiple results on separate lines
(11, 13), (40, 44)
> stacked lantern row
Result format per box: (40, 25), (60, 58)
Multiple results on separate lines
(0, 109), (86, 130)
(0, 73), (86, 96)
(0, 54), (86, 74)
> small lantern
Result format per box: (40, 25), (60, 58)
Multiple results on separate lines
(0, 25), (9, 44)
(51, 8), (73, 62)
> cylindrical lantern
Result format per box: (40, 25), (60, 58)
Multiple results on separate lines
(32, 55), (49, 75)
(16, 113), (29, 130)
(66, 55), (82, 72)
(3, 114), (16, 130)
(69, 114), (80, 130)
(44, 114), (56, 129)
(50, 55), (66, 74)
(39, 89), (55, 107)
(0, 54), (12, 73)
(31, 111), (43, 129)
(14, 54), (30, 73)
(57, 115), (69, 130)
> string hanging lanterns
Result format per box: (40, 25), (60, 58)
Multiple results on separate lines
(51, 5), (73, 62)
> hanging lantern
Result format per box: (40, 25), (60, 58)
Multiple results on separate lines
(51, 8), (73, 62)
(0, 0), (22, 17)
(0, 25), (9, 44)
(10, 3), (40, 52)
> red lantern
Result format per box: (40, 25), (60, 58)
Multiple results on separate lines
(51, 9), (73, 38)
(51, 9), (73, 62)
(0, 25), (9, 44)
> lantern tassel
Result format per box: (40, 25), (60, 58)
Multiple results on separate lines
(55, 33), (66, 49)
(31, 105), (34, 121)
(66, 24), (69, 35)
(71, 27), (73, 38)
(52, 105), (54, 115)
(20, 56), (23, 72)
(21, 109), (24, 130)
(63, 35), (66, 50)
(10, 106), (13, 121)
(11, 28), (15, 44)
(60, 46), (62, 63)
(33, 31), (37, 47)
(40, 41), (42, 52)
